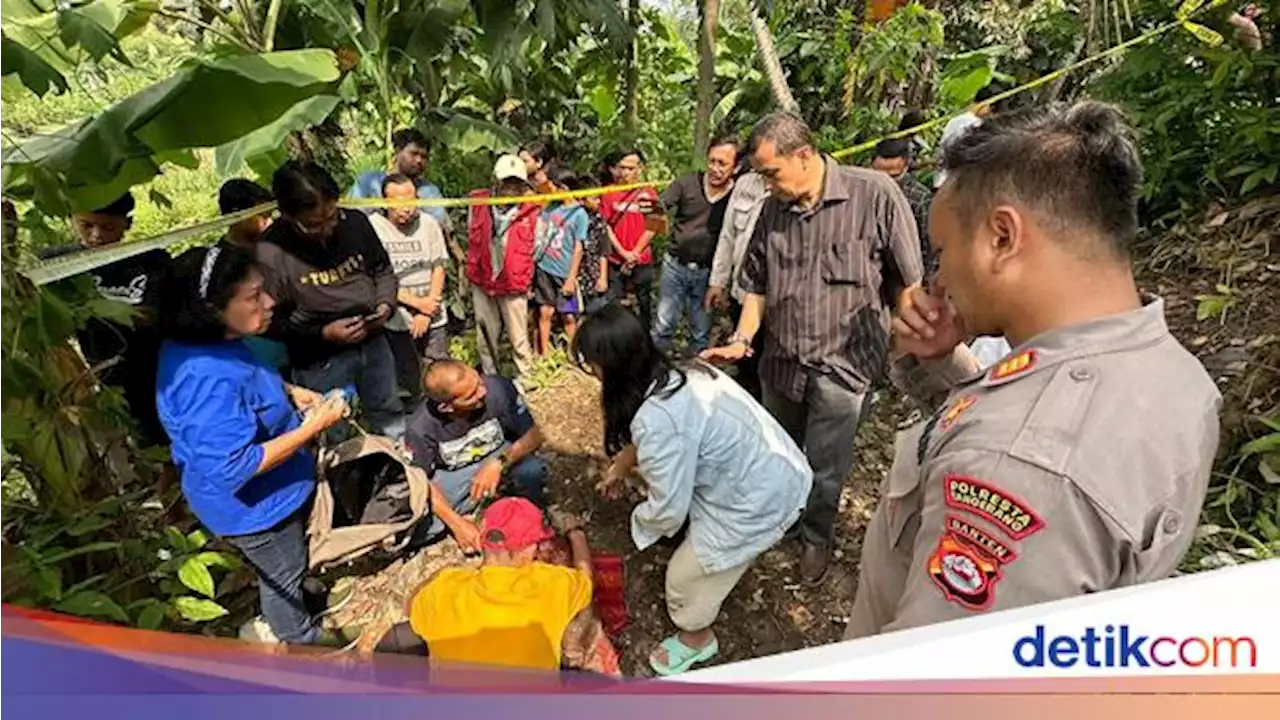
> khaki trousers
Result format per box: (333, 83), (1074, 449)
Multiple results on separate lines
(471, 286), (534, 377)
(665, 537), (751, 632)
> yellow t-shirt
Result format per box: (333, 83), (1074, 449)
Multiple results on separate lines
(409, 563), (593, 670)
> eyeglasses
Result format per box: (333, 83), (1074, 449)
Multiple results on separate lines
(291, 208), (342, 238)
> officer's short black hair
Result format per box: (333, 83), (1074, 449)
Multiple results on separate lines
(941, 101), (1143, 260)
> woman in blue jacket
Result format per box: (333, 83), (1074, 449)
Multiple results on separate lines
(155, 244), (347, 645)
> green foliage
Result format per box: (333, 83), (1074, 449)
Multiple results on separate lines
(1186, 414), (1280, 570)
(1088, 20), (1279, 223)
(3, 47), (342, 215)
(1, 482), (240, 630)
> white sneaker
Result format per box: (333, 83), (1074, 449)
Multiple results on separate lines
(238, 615), (281, 644)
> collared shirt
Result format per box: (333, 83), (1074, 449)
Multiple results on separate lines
(630, 366), (813, 573)
(710, 172), (769, 302)
(847, 297), (1222, 638)
(737, 157), (924, 401)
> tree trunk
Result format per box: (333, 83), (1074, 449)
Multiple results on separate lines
(693, 0), (721, 158)
(749, 0), (798, 113)
(623, 0), (640, 137)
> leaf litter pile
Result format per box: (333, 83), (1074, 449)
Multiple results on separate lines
(314, 198), (1277, 676)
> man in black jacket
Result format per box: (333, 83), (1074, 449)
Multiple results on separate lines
(256, 161), (405, 442)
(41, 192), (170, 446)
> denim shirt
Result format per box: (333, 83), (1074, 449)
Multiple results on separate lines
(630, 366), (814, 573)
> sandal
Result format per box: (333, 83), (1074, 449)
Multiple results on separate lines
(648, 633), (719, 676)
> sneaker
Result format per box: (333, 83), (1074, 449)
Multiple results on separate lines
(239, 615), (281, 644)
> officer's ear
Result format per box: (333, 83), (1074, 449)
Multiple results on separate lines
(985, 204), (1025, 273)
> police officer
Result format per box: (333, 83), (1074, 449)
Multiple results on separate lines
(846, 101), (1221, 638)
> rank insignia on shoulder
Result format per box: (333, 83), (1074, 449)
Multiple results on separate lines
(927, 532), (1003, 610)
(986, 349), (1038, 385)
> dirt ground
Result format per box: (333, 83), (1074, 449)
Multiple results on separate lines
(320, 196), (1278, 675)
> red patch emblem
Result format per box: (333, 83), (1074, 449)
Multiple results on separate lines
(927, 532), (1003, 610)
(943, 475), (1045, 540)
(987, 349), (1038, 382)
(938, 395), (978, 432)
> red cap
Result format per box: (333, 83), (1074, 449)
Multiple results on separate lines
(480, 497), (553, 552)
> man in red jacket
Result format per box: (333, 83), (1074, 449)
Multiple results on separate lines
(467, 155), (541, 378)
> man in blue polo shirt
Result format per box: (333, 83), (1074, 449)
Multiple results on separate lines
(349, 128), (452, 235)
(405, 359), (549, 545)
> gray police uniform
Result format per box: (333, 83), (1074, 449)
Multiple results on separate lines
(846, 296), (1221, 638)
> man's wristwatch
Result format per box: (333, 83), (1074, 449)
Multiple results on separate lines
(496, 451), (512, 475)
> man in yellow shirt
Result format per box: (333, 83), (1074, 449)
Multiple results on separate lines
(376, 497), (606, 672)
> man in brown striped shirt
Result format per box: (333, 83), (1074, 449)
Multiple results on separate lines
(703, 111), (924, 584)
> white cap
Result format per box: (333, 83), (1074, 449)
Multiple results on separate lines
(493, 154), (531, 184)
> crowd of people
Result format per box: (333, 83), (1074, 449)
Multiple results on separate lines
(47, 94), (1221, 677)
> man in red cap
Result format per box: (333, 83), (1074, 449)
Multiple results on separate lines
(376, 498), (616, 673)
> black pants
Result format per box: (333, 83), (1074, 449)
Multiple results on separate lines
(729, 299), (763, 400)
(607, 262), (655, 330)
(387, 328), (450, 406)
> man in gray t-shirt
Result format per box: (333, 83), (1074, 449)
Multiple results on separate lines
(372, 174), (452, 403)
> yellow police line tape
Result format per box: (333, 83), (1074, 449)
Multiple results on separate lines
(22, 0), (1223, 287)
(23, 182), (662, 286)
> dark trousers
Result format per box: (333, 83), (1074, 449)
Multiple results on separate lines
(606, 262), (655, 330)
(762, 370), (870, 548)
(225, 509), (318, 644)
(387, 328), (451, 406)
(729, 299), (763, 400)
(416, 450), (548, 542)
(293, 333), (405, 443)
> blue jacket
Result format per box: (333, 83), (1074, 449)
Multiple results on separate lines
(156, 340), (315, 536)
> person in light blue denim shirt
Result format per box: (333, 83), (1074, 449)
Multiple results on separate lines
(574, 304), (812, 677)
(348, 128), (452, 234)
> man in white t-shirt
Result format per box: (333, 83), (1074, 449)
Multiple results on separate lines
(371, 173), (452, 404)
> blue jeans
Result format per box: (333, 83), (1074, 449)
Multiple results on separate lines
(652, 255), (712, 354)
(293, 333), (405, 444)
(225, 510), (318, 644)
(419, 449), (548, 540)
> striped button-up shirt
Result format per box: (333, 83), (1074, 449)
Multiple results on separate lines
(738, 157), (923, 402)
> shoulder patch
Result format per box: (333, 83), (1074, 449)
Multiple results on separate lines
(945, 514), (1017, 564)
(927, 532), (1003, 610)
(984, 349), (1038, 385)
(943, 474), (1045, 540)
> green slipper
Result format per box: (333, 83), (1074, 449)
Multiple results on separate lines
(649, 633), (719, 676)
